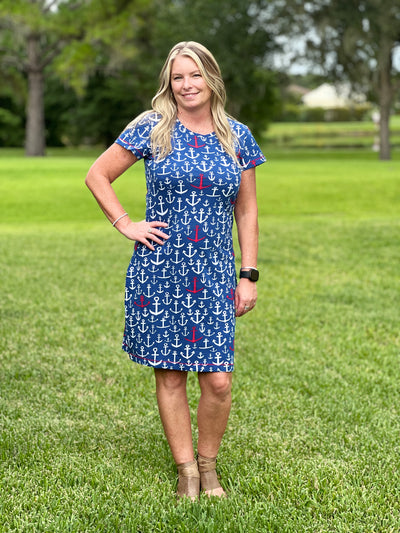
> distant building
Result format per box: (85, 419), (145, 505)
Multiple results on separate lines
(302, 83), (366, 109)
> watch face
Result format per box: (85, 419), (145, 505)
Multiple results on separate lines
(249, 269), (259, 281)
(240, 268), (259, 281)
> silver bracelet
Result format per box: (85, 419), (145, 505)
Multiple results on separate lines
(112, 212), (128, 227)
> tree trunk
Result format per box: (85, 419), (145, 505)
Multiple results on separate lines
(25, 33), (46, 156)
(378, 39), (393, 161)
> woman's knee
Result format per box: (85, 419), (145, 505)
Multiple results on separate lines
(155, 369), (188, 393)
(199, 373), (232, 400)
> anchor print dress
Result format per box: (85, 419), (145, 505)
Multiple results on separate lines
(115, 113), (266, 372)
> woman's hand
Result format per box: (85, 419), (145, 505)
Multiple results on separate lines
(115, 218), (169, 250)
(235, 278), (257, 317)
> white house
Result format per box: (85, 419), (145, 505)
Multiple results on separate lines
(302, 83), (365, 109)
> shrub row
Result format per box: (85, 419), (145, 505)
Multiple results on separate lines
(277, 104), (372, 123)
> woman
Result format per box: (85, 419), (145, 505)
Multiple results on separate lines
(85, 41), (265, 500)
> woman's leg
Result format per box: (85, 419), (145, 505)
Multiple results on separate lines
(154, 369), (200, 500)
(197, 372), (233, 457)
(197, 372), (232, 496)
(154, 369), (194, 464)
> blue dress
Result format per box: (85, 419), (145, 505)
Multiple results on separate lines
(115, 113), (266, 372)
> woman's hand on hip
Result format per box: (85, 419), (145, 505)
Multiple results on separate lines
(116, 218), (169, 250)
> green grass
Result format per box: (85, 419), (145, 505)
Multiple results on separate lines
(1, 145), (400, 532)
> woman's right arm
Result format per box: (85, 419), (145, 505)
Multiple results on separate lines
(85, 143), (168, 250)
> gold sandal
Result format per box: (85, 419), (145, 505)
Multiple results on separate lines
(197, 455), (227, 498)
(176, 460), (200, 501)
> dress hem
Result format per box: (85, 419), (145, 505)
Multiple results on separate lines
(122, 345), (234, 373)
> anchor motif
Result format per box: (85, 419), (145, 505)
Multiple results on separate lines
(157, 197), (168, 216)
(194, 208), (208, 224)
(151, 348), (162, 366)
(171, 334), (182, 348)
(198, 161), (214, 173)
(182, 161), (193, 173)
(181, 345), (193, 360)
(191, 174), (212, 190)
(188, 135), (205, 149)
(187, 225), (206, 243)
(173, 138), (186, 151)
(226, 288), (235, 300)
(213, 332), (226, 347)
(150, 247), (165, 266)
(134, 295), (150, 308)
(182, 293), (196, 309)
(178, 263), (189, 277)
(150, 296), (164, 316)
(192, 259), (205, 274)
(173, 197), (186, 213)
(182, 243), (197, 259)
(185, 327), (203, 343)
(186, 277), (204, 294)
(176, 180), (188, 195)
(191, 309), (204, 324)
(137, 319), (148, 333)
(186, 191), (201, 207)
(138, 270), (149, 284)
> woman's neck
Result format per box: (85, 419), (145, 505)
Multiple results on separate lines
(177, 109), (214, 135)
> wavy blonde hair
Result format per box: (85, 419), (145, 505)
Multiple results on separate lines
(129, 41), (238, 162)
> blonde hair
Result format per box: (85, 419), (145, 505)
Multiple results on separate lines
(129, 41), (238, 162)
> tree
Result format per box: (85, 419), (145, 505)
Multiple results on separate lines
(301, 0), (400, 160)
(0, 1), (81, 155)
(0, 0), (147, 155)
(134, 0), (281, 136)
(0, 0), (283, 152)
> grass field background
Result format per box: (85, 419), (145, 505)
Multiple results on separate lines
(1, 129), (400, 531)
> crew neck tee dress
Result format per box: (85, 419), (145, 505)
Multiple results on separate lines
(115, 113), (266, 372)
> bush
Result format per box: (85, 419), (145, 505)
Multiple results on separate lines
(277, 103), (372, 123)
(0, 108), (24, 147)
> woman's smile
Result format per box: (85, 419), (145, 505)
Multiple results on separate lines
(171, 55), (212, 112)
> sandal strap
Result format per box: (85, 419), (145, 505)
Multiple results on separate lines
(197, 455), (221, 491)
(177, 460), (200, 500)
(197, 454), (217, 473)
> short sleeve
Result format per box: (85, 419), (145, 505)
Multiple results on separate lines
(232, 121), (266, 169)
(115, 113), (157, 160)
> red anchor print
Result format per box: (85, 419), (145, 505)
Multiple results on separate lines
(185, 327), (203, 343)
(134, 295), (150, 308)
(186, 277), (204, 294)
(226, 288), (235, 300)
(188, 135), (206, 148)
(191, 174), (212, 190)
(187, 225), (206, 242)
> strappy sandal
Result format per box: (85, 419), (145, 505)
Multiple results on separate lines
(176, 460), (200, 501)
(197, 454), (227, 498)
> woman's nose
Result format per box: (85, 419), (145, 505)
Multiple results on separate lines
(182, 76), (192, 89)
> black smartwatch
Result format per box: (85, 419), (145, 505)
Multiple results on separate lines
(239, 268), (259, 282)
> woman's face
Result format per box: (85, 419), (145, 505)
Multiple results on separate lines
(170, 55), (212, 114)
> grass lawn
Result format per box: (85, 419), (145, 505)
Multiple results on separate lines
(1, 145), (399, 532)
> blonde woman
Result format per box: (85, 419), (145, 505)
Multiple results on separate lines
(85, 41), (265, 500)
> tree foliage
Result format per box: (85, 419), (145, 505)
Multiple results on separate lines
(0, 0), (93, 154)
(298, 0), (400, 159)
(0, 0), (281, 152)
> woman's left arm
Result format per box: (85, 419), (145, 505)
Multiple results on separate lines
(234, 166), (259, 317)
